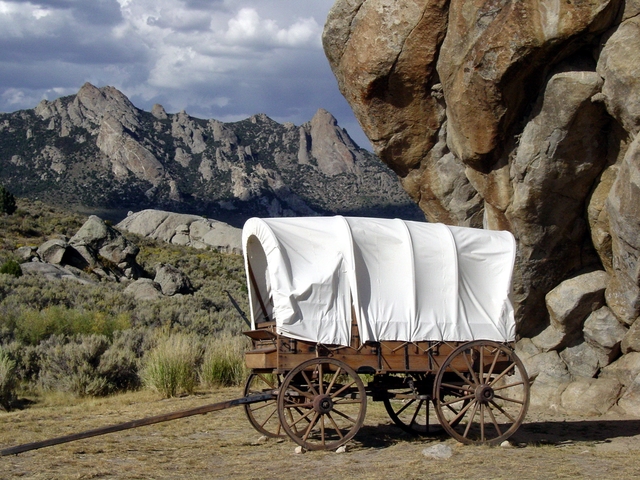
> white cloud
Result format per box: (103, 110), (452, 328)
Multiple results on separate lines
(0, 0), (372, 149)
(224, 8), (320, 47)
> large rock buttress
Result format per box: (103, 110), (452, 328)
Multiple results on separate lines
(324, 0), (640, 413)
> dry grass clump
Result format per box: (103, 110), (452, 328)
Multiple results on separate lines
(0, 346), (16, 410)
(140, 333), (248, 398)
(141, 334), (203, 398)
(200, 334), (248, 388)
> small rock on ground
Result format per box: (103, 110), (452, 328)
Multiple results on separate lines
(422, 444), (453, 459)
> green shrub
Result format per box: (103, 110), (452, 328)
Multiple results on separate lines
(0, 346), (17, 410)
(37, 334), (112, 396)
(200, 335), (248, 388)
(14, 306), (131, 345)
(0, 260), (22, 277)
(0, 186), (17, 215)
(141, 334), (202, 398)
(96, 329), (152, 392)
(2, 341), (39, 383)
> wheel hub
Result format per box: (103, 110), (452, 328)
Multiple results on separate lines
(475, 384), (494, 404)
(313, 394), (334, 414)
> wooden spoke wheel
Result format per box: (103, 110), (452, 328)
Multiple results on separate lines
(434, 340), (530, 445)
(382, 374), (442, 435)
(244, 372), (286, 438)
(277, 357), (367, 451)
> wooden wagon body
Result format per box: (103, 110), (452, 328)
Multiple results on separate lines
(241, 217), (530, 450)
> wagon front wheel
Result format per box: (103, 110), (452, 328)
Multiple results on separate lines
(244, 372), (286, 438)
(277, 358), (367, 451)
(434, 340), (530, 445)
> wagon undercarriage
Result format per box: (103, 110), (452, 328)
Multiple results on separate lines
(243, 327), (530, 450)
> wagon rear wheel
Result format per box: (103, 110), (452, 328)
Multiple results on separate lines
(434, 340), (530, 445)
(244, 373), (286, 438)
(382, 374), (442, 435)
(277, 358), (367, 451)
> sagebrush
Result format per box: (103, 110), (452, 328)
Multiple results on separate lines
(0, 198), (251, 400)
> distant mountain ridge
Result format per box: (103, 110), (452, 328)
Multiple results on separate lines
(0, 83), (423, 226)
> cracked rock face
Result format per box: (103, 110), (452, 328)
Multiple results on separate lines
(324, 0), (640, 413)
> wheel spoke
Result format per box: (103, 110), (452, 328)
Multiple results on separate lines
(446, 396), (475, 425)
(488, 361), (516, 387)
(480, 403), (485, 441)
(463, 400), (479, 438)
(326, 367), (342, 394)
(302, 412), (320, 442)
(440, 392), (475, 408)
(333, 398), (365, 405)
(493, 394), (524, 405)
(393, 398), (416, 417)
(440, 382), (473, 393)
(326, 413), (345, 439)
(489, 399), (517, 423)
(486, 349), (500, 379)
(493, 381), (525, 391)
(286, 383), (315, 400)
(409, 400), (424, 427)
(486, 403), (503, 436)
(318, 363), (324, 395)
(463, 350), (480, 386)
(258, 407), (279, 428)
(286, 405), (316, 429)
(450, 364), (473, 386)
(330, 379), (357, 399)
(249, 401), (276, 412)
(330, 407), (358, 425)
(256, 373), (277, 389)
(301, 370), (318, 397)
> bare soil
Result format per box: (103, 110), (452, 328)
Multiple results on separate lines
(2, 388), (640, 479)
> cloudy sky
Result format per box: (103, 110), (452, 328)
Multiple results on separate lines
(0, 0), (371, 148)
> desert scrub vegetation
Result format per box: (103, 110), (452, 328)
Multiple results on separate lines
(0, 346), (16, 410)
(0, 198), (85, 253)
(141, 333), (203, 397)
(0, 199), (251, 403)
(200, 334), (249, 388)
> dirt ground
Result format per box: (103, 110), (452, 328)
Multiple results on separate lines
(1, 388), (640, 480)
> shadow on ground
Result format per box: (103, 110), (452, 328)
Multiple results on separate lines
(354, 419), (640, 448)
(512, 419), (640, 445)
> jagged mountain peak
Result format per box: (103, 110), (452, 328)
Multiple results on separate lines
(0, 84), (424, 226)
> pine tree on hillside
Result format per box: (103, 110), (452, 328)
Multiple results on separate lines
(0, 185), (17, 215)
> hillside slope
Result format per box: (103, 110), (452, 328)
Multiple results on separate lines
(0, 83), (423, 226)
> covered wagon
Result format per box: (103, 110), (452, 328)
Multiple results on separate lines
(242, 216), (529, 450)
(0, 215), (531, 457)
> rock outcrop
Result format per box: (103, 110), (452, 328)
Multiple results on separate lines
(116, 210), (243, 254)
(19, 215), (144, 284)
(17, 215), (195, 300)
(324, 0), (640, 414)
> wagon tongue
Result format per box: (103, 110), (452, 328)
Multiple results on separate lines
(0, 393), (275, 457)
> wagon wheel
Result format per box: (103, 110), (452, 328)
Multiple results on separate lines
(244, 372), (286, 438)
(434, 340), (530, 445)
(382, 373), (442, 435)
(277, 357), (367, 451)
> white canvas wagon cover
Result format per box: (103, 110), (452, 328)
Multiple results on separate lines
(242, 216), (516, 346)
